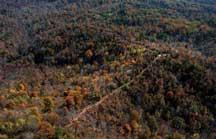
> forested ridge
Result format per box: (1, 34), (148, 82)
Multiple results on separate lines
(0, 0), (215, 138)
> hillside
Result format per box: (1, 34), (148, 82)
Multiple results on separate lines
(0, 0), (216, 139)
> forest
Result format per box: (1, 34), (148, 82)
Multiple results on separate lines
(0, 0), (216, 138)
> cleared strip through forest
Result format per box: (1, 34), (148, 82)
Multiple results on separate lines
(65, 54), (164, 128)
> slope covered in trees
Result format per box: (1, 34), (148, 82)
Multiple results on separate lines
(0, 0), (215, 138)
